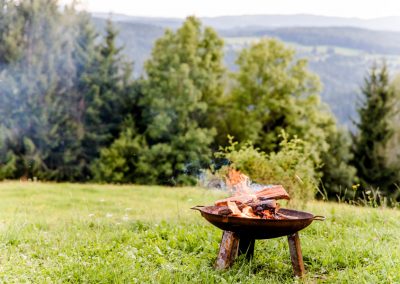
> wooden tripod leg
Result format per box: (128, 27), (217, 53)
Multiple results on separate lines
(238, 236), (255, 260)
(215, 231), (240, 270)
(287, 232), (305, 277)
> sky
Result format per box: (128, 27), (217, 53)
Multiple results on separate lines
(64, 0), (400, 19)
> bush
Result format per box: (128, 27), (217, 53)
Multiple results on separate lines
(215, 134), (318, 203)
(91, 128), (147, 183)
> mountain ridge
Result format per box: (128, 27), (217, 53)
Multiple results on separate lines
(93, 12), (400, 31)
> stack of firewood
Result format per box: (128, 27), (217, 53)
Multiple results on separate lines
(213, 169), (290, 219)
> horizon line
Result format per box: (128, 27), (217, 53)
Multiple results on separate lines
(89, 11), (400, 21)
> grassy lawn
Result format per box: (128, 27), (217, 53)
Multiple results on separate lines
(0, 182), (399, 283)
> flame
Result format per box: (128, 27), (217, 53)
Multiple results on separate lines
(225, 169), (253, 196)
(215, 168), (289, 219)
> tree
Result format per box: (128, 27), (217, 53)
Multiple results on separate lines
(135, 17), (225, 185)
(352, 63), (399, 198)
(0, 0), (127, 181)
(320, 127), (357, 198)
(91, 125), (147, 183)
(385, 74), (400, 167)
(80, 19), (136, 178)
(224, 39), (333, 167)
(0, 0), (23, 67)
(0, 0), (85, 180)
(0, 1), (139, 182)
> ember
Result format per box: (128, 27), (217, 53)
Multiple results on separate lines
(214, 169), (291, 220)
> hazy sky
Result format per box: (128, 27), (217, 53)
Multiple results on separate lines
(65, 0), (400, 19)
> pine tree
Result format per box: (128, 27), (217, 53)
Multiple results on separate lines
(352, 63), (399, 197)
(0, 2), (137, 181)
(0, 0), (94, 181)
(0, 0), (69, 180)
(385, 74), (400, 168)
(80, 19), (135, 178)
(320, 127), (357, 198)
(0, 0), (23, 66)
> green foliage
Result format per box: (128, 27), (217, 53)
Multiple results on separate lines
(91, 125), (147, 184)
(81, 19), (136, 178)
(352, 63), (399, 199)
(385, 74), (400, 168)
(0, 0), (86, 181)
(216, 135), (318, 203)
(0, 2), (136, 181)
(92, 16), (400, 126)
(0, 0), (23, 64)
(131, 16), (224, 185)
(218, 38), (355, 199)
(0, 6), (368, 195)
(0, 128), (16, 179)
(223, 39), (333, 168)
(320, 128), (357, 199)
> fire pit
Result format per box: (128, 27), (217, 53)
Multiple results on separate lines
(192, 205), (324, 276)
(192, 169), (325, 277)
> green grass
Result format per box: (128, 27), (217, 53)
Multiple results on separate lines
(0, 182), (399, 283)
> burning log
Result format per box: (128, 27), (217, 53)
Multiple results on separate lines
(241, 205), (257, 218)
(247, 200), (278, 218)
(216, 207), (233, 216)
(213, 169), (291, 220)
(255, 185), (290, 200)
(247, 199), (277, 211)
(214, 196), (285, 219)
(214, 194), (257, 207)
(214, 185), (289, 207)
(227, 201), (242, 216)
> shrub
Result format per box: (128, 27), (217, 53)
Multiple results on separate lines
(215, 134), (318, 203)
(91, 128), (147, 184)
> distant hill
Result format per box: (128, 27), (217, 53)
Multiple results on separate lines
(94, 13), (400, 31)
(92, 14), (400, 126)
(202, 14), (400, 31)
(221, 27), (400, 54)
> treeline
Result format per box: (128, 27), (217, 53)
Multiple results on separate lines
(222, 27), (400, 55)
(0, 0), (399, 202)
(0, 0), (133, 181)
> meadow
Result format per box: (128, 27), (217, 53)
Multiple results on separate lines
(0, 182), (399, 283)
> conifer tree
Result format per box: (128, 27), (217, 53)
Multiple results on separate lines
(0, 0), (93, 181)
(80, 19), (135, 177)
(320, 128), (357, 198)
(352, 63), (399, 196)
(0, 0), (70, 179)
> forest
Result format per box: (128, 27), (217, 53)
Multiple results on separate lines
(91, 16), (400, 126)
(1, 0), (400, 204)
